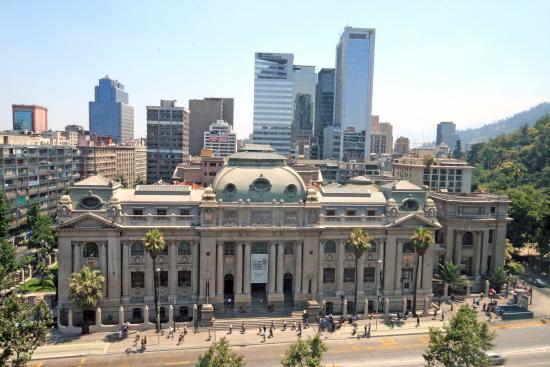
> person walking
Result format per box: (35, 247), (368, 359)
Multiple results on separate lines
(283, 320), (287, 331)
(142, 336), (148, 351)
(390, 318), (395, 329)
(134, 333), (140, 346)
(258, 325), (262, 335)
(269, 326), (274, 338)
(433, 308), (437, 320)
(292, 321), (296, 331)
(262, 330), (266, 342)
(241, 321), (246, 334)
(177, 332), (184, 346)
(263, 324), (267, 335)
(229, 324), (233, 334)
(441, 312), (445, 322)
(416, 316), (420, 327)
(271, 320), (275, 329)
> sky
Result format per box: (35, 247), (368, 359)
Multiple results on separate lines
(1, 0), (549, 146)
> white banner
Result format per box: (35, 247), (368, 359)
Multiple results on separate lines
(251, 254), (269, 283)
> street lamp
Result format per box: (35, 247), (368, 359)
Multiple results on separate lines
(156, 267), (161, 333)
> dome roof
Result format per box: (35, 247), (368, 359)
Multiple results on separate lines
(212, 166), (307, 203)
(386, 197), (397, 205)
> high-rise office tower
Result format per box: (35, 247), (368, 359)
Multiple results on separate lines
(12, 104), (48, 133)
(89, 76), (134, 143)
(188, 98), (234, 157)
(371, 117), (393, 155)
(394, 136), (410, 155)
(146, 100), (189, 183)
(436, 121), (458, 148)
(314, 68), (335, 159)
(334, 27), (376, 161)
(252, 52), (294, 155)
(291, 65), (316, 147)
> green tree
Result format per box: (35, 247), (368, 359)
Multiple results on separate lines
(487, 267), (509, 292)
(143, 229), (166, 332)
(409, 227), (434, 316)
(26, 202), (40, 233)
(503, 239), (524, 275)
(0, 295), (52, 367)
(424, 305), (495, 367)
(27, 215), (57, 263)
(196, 337), (244, 367)
(433, 262), (469, 295)
(452, 139), (464, 159)
(345, 228), (372, 314)
(507, 186), (549, 247)
(0, 266), (18, 292)
(69, 266), (105, 310)
(0, 189), (11, 238)
(0, 237), (17, 273)
(281, 333), (327, 367)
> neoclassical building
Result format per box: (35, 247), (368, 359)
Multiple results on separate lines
(57, 145), (447, 325)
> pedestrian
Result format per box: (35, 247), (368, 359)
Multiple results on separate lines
(433, 308), (437, 320)
(208, 329), (211, 341)
(441, 312), (445, 322)
(241, 321), (246, 334)
(118, 329), (122, 339)
(229, 324), (233, 334)
(177, 332), (184, 345)
(262, 331), (266, 342)
(390, 318), (394, 329)
(269, 326), (274, 338)
(271, 320), (275, 329)
(142, 336), (148, 350)
(183, 325), (188, 335)
(364, 324), (368, 336)
(416, 316), (420, 327)
(292, 321), (296, 330)
(283, 320), (287, 331)
(134, 333), (140, 346)
(263, 324), (267, 334)
(258, 325), (262, 335)
(482, 303), (486, 311)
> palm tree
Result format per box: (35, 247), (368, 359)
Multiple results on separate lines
(423, 155), (435, 189)
(433, 262), (469, 297)
(69, 266), (105, 310)
(345, 228), (372, 315)
(488, 267), (509, 293)
(143, 229), (166, 332)
(409, 227), (435, 317)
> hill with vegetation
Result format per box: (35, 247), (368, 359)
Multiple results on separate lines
(466, 115), (549, 254)
(458, 102), (550, 146)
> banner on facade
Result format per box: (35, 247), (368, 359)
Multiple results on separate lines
(251, 254), (268, 283)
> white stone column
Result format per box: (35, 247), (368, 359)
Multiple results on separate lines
(394, 240), (403, 290)
(100, 243), (108, 297)
(216, 243), (224, 296)
(268, 242), (276, 294)
(384, 297), (390, 316)
(473, 232), (481, 276)
(336, 241), (344, 295)
(454, 231), (462, 265)
(243, 243), (251, 294)
(364, 297), (369, 317)
(444, 228), (454, 262)
(118, 305), (124, 326)
(480, 230), (489, 275)
(121, 242), (130, 303)
(73, 242), (81, 273)
(384, 236), (396, 293)
(169, 242), (177, 302)
(422, 246), (433, 290)
(191, 242), (199, 296)
(144, 251), (154, 302)
(294, 242), (302, 295)
(343, 298), (348, 315)
(107, 237), (121, 300)
(402, 297), (407, 314)
(317, 241), (324, 295)
(276, 243), (284, 294)
(235, 243), (243, 294)
(356, 253), (365, 296)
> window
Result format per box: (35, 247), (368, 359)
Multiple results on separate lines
(180, 208), (191, 216)
(461, 257), (472, 275)
(178, 270), (191, 287)
(490, 206), (496, 214)
(159, 271), (168, 287)
(131, 272), (144, 288)
(403, 242), (415, 253)
(324, 240), (336, 253)
(364, 267), (375, 282)
(462, 232), (473, 246)
(346, 209), (356, 216)
(131, 242), (144, 256)
(133, 208), (143, 216)
(178, 241), (191, 255)
(402, 199), (418, 211)
(284, 242), (294, 255)
(344, 268), (355, 283)
(131, 308), (142, 322)
(488, 230), (494, 244)
(157, 208), (167, 215)
(326, 209), (336, 216)
(369, 242), (377, 253)
(323, 268), (335, 283)
(345, 243), (355, 253)
(160, 245), (168, 255)
(224, 243), (235, 256)
(367, 210), (376, 216)
(401, 267), (413, 289)
(83, 242), (99, 258)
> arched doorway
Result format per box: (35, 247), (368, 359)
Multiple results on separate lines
(224, 274), (234, 305)
(283, 273), (293, 303)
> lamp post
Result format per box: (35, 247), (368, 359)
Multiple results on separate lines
(156, 267), (161, 333)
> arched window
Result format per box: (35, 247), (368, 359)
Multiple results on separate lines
(403, 241), (415, 253)
(324, 240), (336, 253)
(462, 232), (473, 246)
(131, 242), (144, 256)
(178, 241), (191, 255)
(83, 242), (99, 258)
(402, 198), (419, 211)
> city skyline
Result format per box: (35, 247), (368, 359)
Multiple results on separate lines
(1, 0), (549, 146)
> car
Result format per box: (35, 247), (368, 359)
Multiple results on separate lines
(486, 351), (506, 365)
(534, 278), (547, 288)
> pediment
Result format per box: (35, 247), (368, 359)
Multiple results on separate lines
(58, 212), (118, 230)
(387, 213), (440, 229)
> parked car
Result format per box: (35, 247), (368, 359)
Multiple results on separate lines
(534, 278), (547, 288)
(486, 351), (506, 365)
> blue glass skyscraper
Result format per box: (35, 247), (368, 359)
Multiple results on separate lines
(89, 76), (134, 143)
(334, 27), (375, 161)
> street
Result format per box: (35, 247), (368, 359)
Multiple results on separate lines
(31, 322), (550, 367)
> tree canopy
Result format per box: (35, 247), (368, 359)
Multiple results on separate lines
(27, 215), (57, 259)
(0, 189), (11, 238)
(424, 305), (495, 367)
(143, 229), (166, 259)
(196, 337), (244, 367)
(281, 333), (327, 367)
(433, 262), (469, 293)
(69, 266), (105, 310)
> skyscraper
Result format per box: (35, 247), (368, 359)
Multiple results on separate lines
(314, 68), (335, 159)
(252, 52), (294, 156)
(189, 98), (234, 157)
(89, 76), (134, 143)
(436, 121), (458, 148)
(394, 136), (410, 156)
(12, 104), (48, 133)
(146, 100), (189, 183)
(291, 65), (316, 146)
(334, 27), (376, 161)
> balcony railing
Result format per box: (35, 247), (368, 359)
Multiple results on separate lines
(319, 214), (386, 226)
(121, 214), (197, 226)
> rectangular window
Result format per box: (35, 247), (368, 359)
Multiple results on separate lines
(133, 209), (143, 216)
(346, 209), (356, 216)
(159, 271), (169, 287)
(326, 209), (336, 216)
(131, 272), (144, 288)
(344, 268), (355, 283)
(157, 208), (167, 215)
(488, 230), (494, 243)
(364, 267), (375, 282)
(224, 243), (235, 256)
(367, 210), (376, 216)
(178, 270), (191, 287)
(490, 206), (496, 214)
(323, 268), (335, 283)
(180, 208), (191, 216)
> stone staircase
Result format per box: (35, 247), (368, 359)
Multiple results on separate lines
(212, 315), (305, 331)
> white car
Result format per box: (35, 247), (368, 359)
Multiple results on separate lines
(486, 351), (506, 365)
